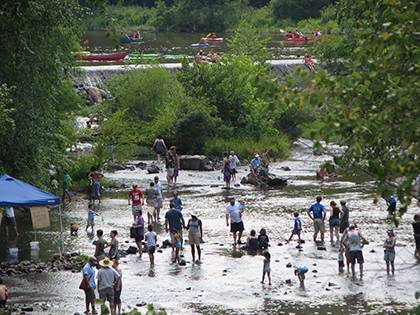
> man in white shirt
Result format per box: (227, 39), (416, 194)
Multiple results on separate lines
(225, 198), (244, 245)
(2, 207), (18, 238)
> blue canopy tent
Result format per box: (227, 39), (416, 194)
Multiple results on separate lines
(0, 175), (64, 254)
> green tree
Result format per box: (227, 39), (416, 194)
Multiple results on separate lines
(0, 0), (80, 186)
(272, 0), (334, 21)
(309, 0), (419, 217)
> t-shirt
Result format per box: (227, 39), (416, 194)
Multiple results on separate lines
(308, 202), (325, 219)
(165, 209), (183, 230)
(226, 204), (242, 223)
(82, 263), (96, 288)
(154, 181), (162, 199)
(108, 238), (119, 259)
(248, 237), (258, 251)
(145, 231), (157, 248)
(388, 196), (397, 205)
(258, 235), (269, 249)
(251, 158), (260, 170)
(97, 267), (119, 291)
(187, 219), (201, 235)
(129, 188), (144, 206)
(348, 230), (362, 252)
(145, 188), (157, 202)
(229, 155), (239, 170)
(63, 174), (72, 190)
(294, 217), (302, 230)
(4, 207), (15, 218)
(95, 237), (106, 257)
(171, 197), (183, 211)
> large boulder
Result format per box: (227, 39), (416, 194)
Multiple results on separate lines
(179, 155), (214, 171)
(241, 173), (287, 188)
(86, 87), (103, 104)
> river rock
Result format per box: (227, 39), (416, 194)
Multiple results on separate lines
(286, 263), (292, 268)
(104, 161), (126, 171)
(126, 246), (138, 255)
(86, 87), (103, 104)
(21, 306), (34, 312)
(280, 166), (291, 171)
(179, 259), (186, 266)
(136, 162), (147, 169)
(179, 155), (213, 171)
(147, 164), (160, 174)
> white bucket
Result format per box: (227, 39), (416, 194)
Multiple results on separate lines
(30, 241), (40, 250)
(9, 247), (18, 256)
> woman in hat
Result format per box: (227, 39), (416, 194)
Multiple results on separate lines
(186, 213), (203, 263)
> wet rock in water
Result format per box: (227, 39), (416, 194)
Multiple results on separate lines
(219, 243), (224, 246)
(312, 270), (318, 273)
(127, 165), (136, 171)
(21, 306), (34, 312)
(136, 162), (147, 169)
(286, 263), (292, 268)
(285, 279), (292, 284)
(277, 243), (283, 246)
(126, 246), (138, 255)
(222, 269), (228, 273)
(179, 259), (187, 266)
(296, 245), (302, 249)
(186, 287), (191, 290)
(234, 184), (240, 187)
(103, 161), (126, 172)
(157, 249), (163, 253)
(147, 164), (160, 174)
(124, 240), (129, 244)
(299, 240), (305, 244)
(179, 155), (214, 171)
(162, 239), (171, 248)
(210, 184), (219, 188)
(136, 302), (147, 307)
(275, 260), (280, 262)
(317, 246), (327, 251)
(328, 282), (336, 287)
(313, 263), (317, 266)
(370, 249), (376, 253)
(280, 166), (291, 171)
(86, 87), (103, 104)
(326, 287), (331, 291)
(298, 249), (303, 252)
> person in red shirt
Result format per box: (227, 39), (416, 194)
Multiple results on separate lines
(128, 184), (144, 220)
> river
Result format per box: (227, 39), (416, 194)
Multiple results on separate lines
(2, 139), (420, 314)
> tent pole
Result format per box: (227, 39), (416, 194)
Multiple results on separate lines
(59, 204), (64, 256)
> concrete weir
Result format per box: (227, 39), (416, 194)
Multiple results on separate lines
(75, 59), (306, 88)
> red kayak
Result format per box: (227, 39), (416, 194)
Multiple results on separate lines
(78, 52), (128, 61)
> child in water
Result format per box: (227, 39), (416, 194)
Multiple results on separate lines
(338, 245), (345, 273)
(261, 251), (272, 285)
(172, 229), (182, 264)
(85, 203), (97, 232)
(295, 265), (308, 287)
(288, 212), (302, 243)
(246, 229), (259, 253)
(258, 228), (269, 250)
(384, 229), (396, 275)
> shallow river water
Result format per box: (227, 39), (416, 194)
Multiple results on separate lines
(2, 139), (420, 314)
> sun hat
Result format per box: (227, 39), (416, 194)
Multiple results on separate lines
(99, 257), (113, 268)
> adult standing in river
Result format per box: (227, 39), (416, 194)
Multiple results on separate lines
(133, 210), (145, 257)
(342, 225), (368, 278)
(229, 151), (240, 184)
(152, 136), (167, 164)
(165, 202), (185, 257)
(145, 182), (158, 223)
(108, 230), (119, 261)
(128, 184), (144, 221)
(307, 196), (326, 243)
(340, 200), (350, 234)
(154, 176), (163, 221)
(97, 258), (120, 315)
(226, 198), (245, 245)
(81, 257), (97, 315)
(329, 201), (342, 245)
(222, 153), (231, 189)
(88, 167), (103, 205)
(186, 213), (203, 263)
(165, 146), (178, 187)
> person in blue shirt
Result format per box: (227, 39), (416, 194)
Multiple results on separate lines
(81, 257), (97, 315)
(170, 191), (183, 211)
(288, 212), (302, 243)
(387, 195), (397, 214)
(165, 202), (186, 255)
(307, 196), (326, 243)
(250, 154), (261, 174)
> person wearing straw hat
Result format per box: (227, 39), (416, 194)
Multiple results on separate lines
(97, 258), (120, 315)
(186, 212), (203, 263)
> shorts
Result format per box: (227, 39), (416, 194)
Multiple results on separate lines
(263, 267), (271, 273)
(340, 221), (349, 234)
(170, 229), (183, 244)
(230, 168), (237, 174)
(148, 246), (156, 254)
(132, 205), (142, 216)
(135, 234), (144, 242)
(167, 168), (175, 177)
(230, 221), (244, 233)
(329, 218), (340, 227)
(313, 219), (325, 233)
(292, 228), (301, 235)
(4, 216), (16, 226)
(99, 287), (114, 303)
(85, 287), (96, 303)
(87, 218), (94, 226)
(188, 232), (201, 245)
(114, 289), (121, 304)
(387, 204), (396, 213)
(349, 250), (364, 264)
(156, 198), (163, 209)
(92, 182), (100, 197)
(147, 206), (156, 216)
(173, 169), (179, 177)
(384, 250), (395, 262)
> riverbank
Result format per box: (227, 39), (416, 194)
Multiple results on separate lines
(2, 140), (419, 314)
